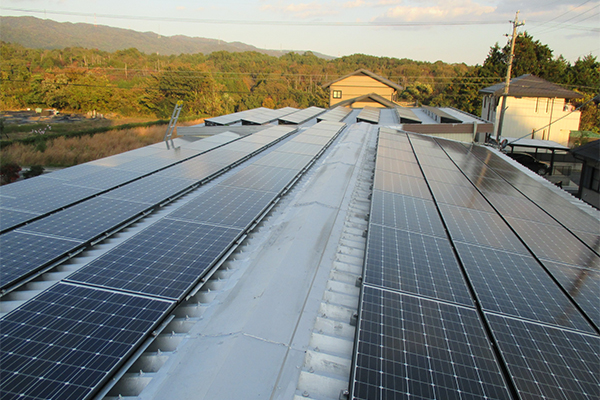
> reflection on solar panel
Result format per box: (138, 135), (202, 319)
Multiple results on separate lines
(241, 107), (298, 125)
(456, 242), (594, 333)
(0, 232), (82, 290)
(316, 106), (352, 122)
(356, 107), (380, 124)
(0, 208), (40, 232)
(0, 283), (173, 400)
(352, 286), (511, 400)
(278, 106), (325, 124)
(220, 165), (300, 193)
(487, 313), (600, 400)
(353, 127), (599, 400)
(1, 184), (101, 214)
(102, 175), (196, 205)
(205, 108), (255, 126)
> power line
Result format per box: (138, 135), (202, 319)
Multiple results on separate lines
(1, 7), (509, 27)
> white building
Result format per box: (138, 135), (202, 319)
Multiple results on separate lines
(480, 74), (583, 146)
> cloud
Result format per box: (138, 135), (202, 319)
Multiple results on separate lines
(261, 1), (339, 18)
(344, 0), (367, 8)
(176, 6), (186, 11)
(375, 0), (497, 22)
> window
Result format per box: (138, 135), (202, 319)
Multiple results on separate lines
(332, 90), (342, 99)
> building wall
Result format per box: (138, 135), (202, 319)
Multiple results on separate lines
(481, 95), (581, 146)
(330, 75), (395, 106)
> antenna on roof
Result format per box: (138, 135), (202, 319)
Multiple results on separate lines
(496, 11), (525, 144)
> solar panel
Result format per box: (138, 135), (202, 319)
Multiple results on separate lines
(277, 142), (324, 156)
(455, 242), (595, 333)
(254, 152), (314, 170)
(373, 170), (432, 199)
(0, 231), (82, 290)
(113, 157), (181, 173)
(167, 186), (276, 229)
(419, 164), (472, 185)
(439, 204), (530, 254)
(356, 107), (380, 124)
(542, 260), (600, 328)
(289, 134), (332, 146)
(0, 184), (101, 214)
(205, 108), (254, 126)
(0, 176), (65, 197)
(316, 106), (352, 122)
(0, 282), (173, 400)
(505, 217), (599, 267)
(352, 286), (511, 400)
(486, 313), (600, 400)
(375, 157), (423, 177)
(102, 175), (196, 205)
(66, 219), (242, 300)
(364, 225), (473, 306)
(428, 181), (495, 212)
(369, 190), (446, 237)
(0, 208), (40, 232)
(44, 163), (108, 181)
(483, 192), (552, 221)
(220, 164), (300, 193)
(153, 147), (202, 160)
(375, 146), (417, 162)
(278, 106), (325, 124)
(155, 160), (225, 180)
(17, 198), (150, 242)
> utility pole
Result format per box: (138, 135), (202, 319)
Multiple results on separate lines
(496, 11), (525, 142)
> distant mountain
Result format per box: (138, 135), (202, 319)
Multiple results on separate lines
(0, 16), (333, 59)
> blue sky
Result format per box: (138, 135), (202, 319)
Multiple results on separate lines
(2, 0), (598, 65)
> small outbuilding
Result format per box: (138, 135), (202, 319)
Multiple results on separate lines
(323, 69), (402, 107)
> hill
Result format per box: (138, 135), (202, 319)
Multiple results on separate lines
(0, 16), (333, 58)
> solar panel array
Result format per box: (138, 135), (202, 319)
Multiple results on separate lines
(316, 106), (352, 122)
(0, 126), (295, 292)
(0, 131), (242, 233)
(241, 107), (298, 125)
(278, 106), (325, 125)
(351, 127), (599, 400)
(356, 106), (380, 124)
(0, 120), (346, 400)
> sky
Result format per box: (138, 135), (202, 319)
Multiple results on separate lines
(1, 0), (599, 65)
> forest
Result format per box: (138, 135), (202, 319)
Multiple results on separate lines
(1, 33), (598, 132)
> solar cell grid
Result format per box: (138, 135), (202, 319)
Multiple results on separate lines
(364, 225), (473, 306)
(65, 169), (144, 191)
(0, 176), (65, 197)
(455, 242), (595, 333)
(486, 313), (600, 400)
(542, 203), (600, 235)
(0, 231), (82, 290)
(375, 146), (418, 161)
(45, 164), (108, 181)
(114, 157), (179, 173)
(66, 219), (242, 300)
(87, 153), (138, 168)
(102, 175), (196, 205)
(419, 164), (473, 186)
(369, 190), (446, 237)
(373, 170), (432, 199)
(375, 157), (422, 177)
(1, 184), (100, 214)
(352, 286), (511, 400)
(153, 147), (201, 160)
(167, 186), (276, 229)
(472, 176), (523, 196)
(277, 142), (323, 156)
(505, 216), (599, 267)
(220, 164), (299, 193)
(155, 160), (224, 180)
(413, 154), (457, 169)
(428, 180), (495, 212)
(0, 283), (173, 400)
(377, 138), (410, 150)
(254, 152), (313, 170)
(542, 260), (600, 328)
(439, 204), (530, 254)
(17, 197), (150, 242)
(0, 208), (40, 232)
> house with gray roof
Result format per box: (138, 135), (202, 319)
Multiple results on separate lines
(480, 74), (583, 146)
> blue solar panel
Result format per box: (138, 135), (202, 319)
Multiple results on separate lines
(0, 184), (101, 214)
(0, 232), (82, 290)
(373, 170), (432, 199)
(0, 208), (40, 232)
(487, 313), (600, 400)
(364, 225), (473, 306)
(18, 197), (150, 241)
(167, 186), (276, 229)
(67, 169), (144, 190)
(0, 283), (173, 400)
(428, 181), (495, 212)
(455, 242), (595, 333)
(102, 175), (196, 205)
(220, 164), (300, 193)
(352, 286), (511, 400)
(66, 219), (242, 300)
(369, 190), (446, 237)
